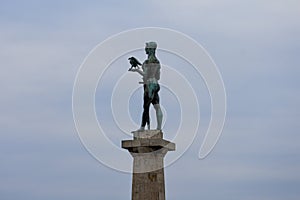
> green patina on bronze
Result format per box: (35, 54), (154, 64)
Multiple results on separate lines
(128, 42), (163, 131)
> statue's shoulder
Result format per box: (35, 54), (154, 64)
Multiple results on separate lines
(144, 59), (160, 65)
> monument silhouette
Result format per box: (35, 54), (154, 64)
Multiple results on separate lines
(122, 42), (175, 200)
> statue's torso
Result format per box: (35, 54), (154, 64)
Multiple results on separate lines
(142, 61), (160, 83)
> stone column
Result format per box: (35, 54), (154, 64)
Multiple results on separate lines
(122, 130), (175, 200)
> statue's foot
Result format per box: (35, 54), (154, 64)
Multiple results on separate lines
(147, 124), (150, 130)
(136, 127), (145, 131)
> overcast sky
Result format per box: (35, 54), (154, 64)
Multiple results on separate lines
(1, 0), (300, 199)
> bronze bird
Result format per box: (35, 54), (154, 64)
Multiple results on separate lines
(128, 57), (142, 70)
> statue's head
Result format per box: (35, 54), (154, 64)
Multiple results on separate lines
(145, 42), (157, 55)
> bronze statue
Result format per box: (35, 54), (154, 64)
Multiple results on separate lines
(129, 42), (163, 131)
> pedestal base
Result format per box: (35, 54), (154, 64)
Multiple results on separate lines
(122, 130), (175, 200)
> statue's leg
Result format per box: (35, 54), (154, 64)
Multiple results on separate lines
(152, 84), (162, 130)
(139, 104), (150, 131)
(154, 104), (162, 130)
(142, 102), (150, 129)
(140, 85), (151, 130)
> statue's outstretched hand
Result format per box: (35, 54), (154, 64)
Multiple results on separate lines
(128, 68), (144, 77)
